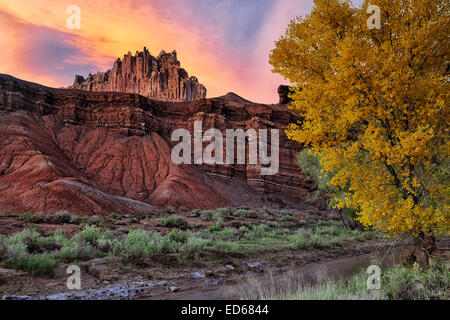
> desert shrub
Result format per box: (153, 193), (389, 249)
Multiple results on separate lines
(6, 229), (35, 255)
(53, 211), (72, 224)
(122, 230), (157, 261)
(4, 253), (58, 277)
(382, 261), (450, 300)
(108, 213), (118, 220)
(166, 229), (186, 243)
(239, 226), (249, 233)
(57, 226), (113, 260)
(122, 230), (175, 262)
(287, 228), (341, 250)
(84, 215), (102, 226)
(214, 208), (232, 219)
(22, 233), (61, 254)
(158, 236), (173, 253)
(0, 236), (7, 260)
(288, 236), (310, 250)
(80, 225), (101, 244)
(163, 206), (176, 215)
(96, 238), (112, 253)
(238, 269), (371, 300)
(213, 227), (238, 240)
(21, 213), (43, 224)
(69, 214), (81, 224)
(280, 215), (295, 222)
(159, 215), (189, 229)
(183, 235), (211, 252)
(233, 209), (257, 218)
(213, 241), (242, 253)
(209, 218), (224, 232)
(199, 210), (215, 221)
(247, 224), (270, 239)
(58, 239), (97, 262)
(233, 209), (248, 217)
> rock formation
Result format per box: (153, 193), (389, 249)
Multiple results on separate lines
(0, 73), (312, 215)
(70, 47), (206, 102)
(278, 85), (293, 105)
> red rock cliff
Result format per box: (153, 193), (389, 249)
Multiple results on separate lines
(0, 73), (312, 215)
(70, 47), (207, 102)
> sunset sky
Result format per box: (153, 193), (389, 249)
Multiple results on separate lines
(0, 0), (363, 103)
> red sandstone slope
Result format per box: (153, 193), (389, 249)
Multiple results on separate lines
(0, 74), (312, 215)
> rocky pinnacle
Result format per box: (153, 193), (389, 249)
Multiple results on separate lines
(70, 47), (207, 102)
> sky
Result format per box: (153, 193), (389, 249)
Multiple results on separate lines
(0, 0), (363, 103)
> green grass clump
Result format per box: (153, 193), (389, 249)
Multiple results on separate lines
(209, 218), (224, 232)
(21, 211), (81, 225)
(53, 211), (72, 224)
(166, 229), (187, 243)
(238, 265), (375, 300)
(287, 229), (341, 250)
(199, 210), (215, 220)
(213, 208), (232, 220)
(239, 261), (450, 300)
(280, 215), (295, 222)
(58, 239), (96, 262)
(233, 209), (249, 217)
(69, 214), (81, 224)
(183, 234), (211, 252)
(159, 215), (189, 229)
(232, 209), (258, 218)
(213, 227), (238, 240)
(286, 221), (378, 250)
(21, 213), (43, 224)
(4, 253), (58, 277)
(382, 261), (450, 300)
(213, 241), (243, 254)
(251, 224), (270, 237)
(121, 230), (175, 262)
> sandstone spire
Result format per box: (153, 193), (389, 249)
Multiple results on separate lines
(70, 47), (207, 102)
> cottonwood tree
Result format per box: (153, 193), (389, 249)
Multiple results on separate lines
(270, 0), (449, 262)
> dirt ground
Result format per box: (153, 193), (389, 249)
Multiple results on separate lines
(0, 209), (447, 300)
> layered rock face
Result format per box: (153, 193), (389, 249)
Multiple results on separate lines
(0, 74), (312, 215)
(70, 47), (207, 102)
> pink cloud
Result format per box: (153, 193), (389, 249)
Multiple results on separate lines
(0, 0), (315, 103)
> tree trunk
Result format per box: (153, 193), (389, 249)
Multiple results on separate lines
(413, 232), (437, 268)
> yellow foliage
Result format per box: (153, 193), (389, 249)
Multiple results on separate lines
(271, 0), (449, 237)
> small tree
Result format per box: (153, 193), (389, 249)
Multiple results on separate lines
(270, 0), (449, 261)
(297, 149), (362, 229)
